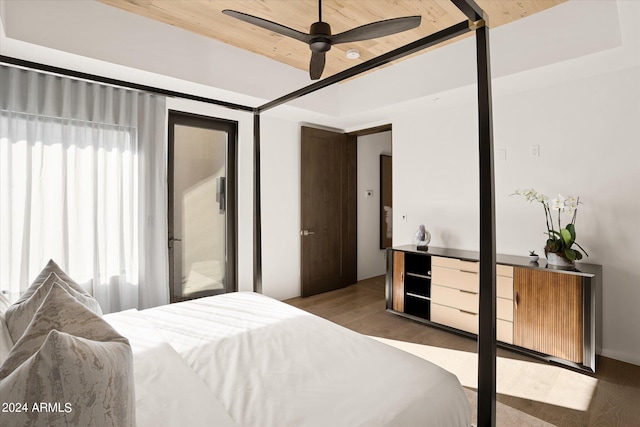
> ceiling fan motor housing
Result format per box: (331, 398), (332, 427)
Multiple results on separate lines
(309, 21), (332, 52)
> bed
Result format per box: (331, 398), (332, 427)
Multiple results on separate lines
(0, 261), (470, 426)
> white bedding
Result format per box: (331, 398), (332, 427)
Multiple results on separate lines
(105, 292), (470, 427)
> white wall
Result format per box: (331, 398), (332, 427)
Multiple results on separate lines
(259, 116), (303, 300)
(391, 65), (640, 366)
(357, 131), (392, 280)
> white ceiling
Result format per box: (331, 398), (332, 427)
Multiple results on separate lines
(0, 0), (636, 128)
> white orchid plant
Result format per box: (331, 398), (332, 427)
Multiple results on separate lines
(513, 188), (589, 262)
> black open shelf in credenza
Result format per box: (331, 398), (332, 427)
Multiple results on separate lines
(402, 252), (432, 320)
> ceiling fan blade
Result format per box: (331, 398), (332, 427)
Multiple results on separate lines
(309, 51), (326, 80)
(222, 10), (312, 44)
(331, 16), (421, 44)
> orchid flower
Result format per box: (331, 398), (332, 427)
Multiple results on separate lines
(512, 188), (588, 262)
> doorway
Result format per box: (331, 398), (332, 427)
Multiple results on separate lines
(355, 127), (393, 281)
(168, 111), (237, 302)
(300, 124), (391, 297)
(300, 126), (356, 297)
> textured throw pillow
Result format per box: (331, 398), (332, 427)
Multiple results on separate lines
(5, 272), (102, 343)
(15, 259), (92, 304)
(0, 283), (135, 427)
(0, 292), (9, 312)
(0, 293), (13, 364)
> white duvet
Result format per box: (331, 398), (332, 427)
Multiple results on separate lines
(105, 292), (470, 427)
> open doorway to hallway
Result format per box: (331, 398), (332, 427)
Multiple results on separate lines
(354, 125), (392, 282)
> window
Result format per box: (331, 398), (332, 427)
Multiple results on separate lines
(0, 65), (168, 312)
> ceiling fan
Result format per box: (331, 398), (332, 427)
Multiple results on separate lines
(222, 0), (421, 80)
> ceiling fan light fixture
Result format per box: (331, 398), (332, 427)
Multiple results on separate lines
(346, 49), (360, 59)
(310, 38), (332, 53)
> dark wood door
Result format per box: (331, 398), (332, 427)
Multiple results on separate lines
(301, 126), (356, 297)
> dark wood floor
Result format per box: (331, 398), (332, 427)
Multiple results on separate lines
(285, 275), (640, 427)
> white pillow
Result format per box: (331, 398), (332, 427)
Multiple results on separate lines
(0, 283), (135, 427)
(5, 272), (102, 343)
(0, 293), (13, 364)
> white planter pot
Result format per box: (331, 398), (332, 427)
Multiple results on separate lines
(546, 252), (575, 267)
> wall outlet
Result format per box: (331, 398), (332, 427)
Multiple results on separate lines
(529, 145), (540, 157)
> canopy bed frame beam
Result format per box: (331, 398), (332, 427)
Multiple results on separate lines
(0, 56), (255, 113)
(451, 0), (484, 22)
(257, 20), (472, 113)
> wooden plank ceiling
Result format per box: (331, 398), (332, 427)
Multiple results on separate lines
(98, 0), (566, 79)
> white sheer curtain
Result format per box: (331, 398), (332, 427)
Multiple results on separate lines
(0, 65), (168, 313)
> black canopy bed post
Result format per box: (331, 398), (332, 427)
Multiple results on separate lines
(474, 21), (497, 427)
(253, 111), (263, 294)
(452, 0), (497, 425)
(447, 2), (496, 425)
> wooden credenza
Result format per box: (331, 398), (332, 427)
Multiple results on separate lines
(385, 245), (600, 372)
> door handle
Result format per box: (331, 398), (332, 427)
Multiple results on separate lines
(216, 177), (226, 213)
(300, 230), (316, 236)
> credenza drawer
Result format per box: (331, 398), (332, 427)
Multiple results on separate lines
(432, 258), (512, 276)
(497, 276), (513, 299)
(431, 303), (478, 335)
(431, 284), (478, 313)
(497, 319), (513, 344)
(497, 297), (513, 322)
(431, 303), (513, 343)
(497, 264), (513, 278)
(432, 256), (479, 273)
(432, 266), (478, 293)
(431, 285), (513, 321)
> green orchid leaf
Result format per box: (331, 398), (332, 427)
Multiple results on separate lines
(573, 241), (589, 257)
(560, 228), (574, 247)
(566, 223), (576, 240)
(552, 240), (562, 252)
(564, 248), (577, 260)
(574, 250), (583, 260)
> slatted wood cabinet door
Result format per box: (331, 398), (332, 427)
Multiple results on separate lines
(392, 251), (405, 312)
(513, 267), (584, 363)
